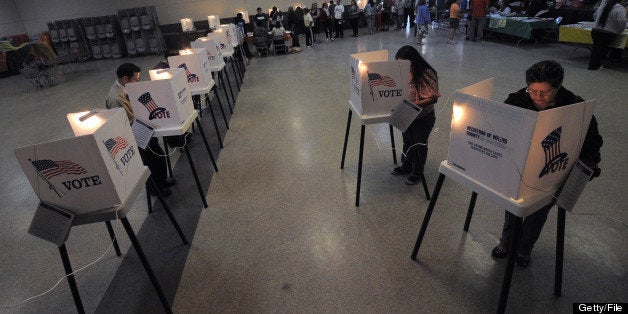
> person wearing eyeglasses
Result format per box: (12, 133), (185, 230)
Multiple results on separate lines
(491, 60), (603, 268)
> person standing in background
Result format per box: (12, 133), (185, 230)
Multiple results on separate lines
(588, 0), (627, 70)
(335, 0), (346, 38)
(348, 0), (361, 36)
(469, 0), (490, 42)
(415, 0), (431, 44)
(304, 8), (315, 47)
(447, 0), (461, 44)
(365, 0), (377, 34)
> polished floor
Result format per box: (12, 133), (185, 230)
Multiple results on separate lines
(0, 25), (626, 313)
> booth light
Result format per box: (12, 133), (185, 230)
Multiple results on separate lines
(452, 104), (464, 124)
(149, 69), (174, 80)
(179, 49), (194, 55)
(181, 18), (194, 32)
(68, 110), (105, 135)
(208, 15), (220, 29)
(198, 37), (208, 41)
(358, 60), (367, 73)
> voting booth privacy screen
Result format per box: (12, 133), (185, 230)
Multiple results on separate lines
(127, 68), (195, 129)
(447, 78), (596, 200)
(207, 29), (234, 56)
(169, 49), (214, 92)
(191, 37), (224, 69)
(14, 108), (144, 213)
(349, 50), (410, 118)
(219, 24), (238, 48)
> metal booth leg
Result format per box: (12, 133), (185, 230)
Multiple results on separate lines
(554, 207), (566, 296)
(463, 192), (478, 231)
(212, 87), (230, 129)
(355, 125), (366, 207)
(388, 124), (397, 164)
(340, 109), (352, 169)
(420, 174), (431, 200)
(194, 118), (219, 172)
(58, 244), (85, 314)
(182, 145), (209, 208)
(218, 71), (234, 114)
(203, 93), (224, 149)
(497, 214), (522, 314)
(105, 220), (122, 256)
(162, 138), (174, 179)
(223, 67), (236, 107)
(120, 217), (173, 314)
(147, 177), (189, 245)
(146, 184), (153, 214)
(411, 173), (446, 260)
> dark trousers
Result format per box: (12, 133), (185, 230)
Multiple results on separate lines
(403, 8), (415, 28)
(139, 137), (168, 188)
(335, 20), (344, 38)
(382, 12), (390, 30)
(305, 26), (313, 46)
(400, 112), (435, 175)
(589, 29), (616, 70)
(350, 18), (359, 36)
(499, 203), (553, 255)
(468, 16), (487, 41)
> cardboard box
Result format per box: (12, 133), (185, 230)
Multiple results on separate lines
(207, 28), (234, 56)
(349, 50), (409, 119)
(127, 68), (195, 129)
(447, 78), (596, 200)
(14, 108), (144, 213)
(168, 48), (214, 92)
(191, 37), (225, 70)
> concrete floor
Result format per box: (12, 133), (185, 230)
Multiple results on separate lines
(0, 25), (625, 313)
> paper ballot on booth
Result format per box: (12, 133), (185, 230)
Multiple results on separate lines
(349, 50), (410, 119)
(447, 78), (596, 200)
(126, 68), (195, 129)
(14, 108), (144, 213)
(191, 37), (225, 69)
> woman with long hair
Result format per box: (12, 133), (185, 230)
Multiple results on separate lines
(391, 45), (440, 185)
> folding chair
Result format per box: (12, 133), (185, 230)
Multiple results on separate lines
(273, 35), (288, 55)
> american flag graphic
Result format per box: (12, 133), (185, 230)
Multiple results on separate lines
(541, 127), (562, 163)
(137, 92), (165, 120)
(351, 66), (356, 81)
(31, 159), (87, 180)
(104, 137), (128, 157)
(368, 73), (396, 89)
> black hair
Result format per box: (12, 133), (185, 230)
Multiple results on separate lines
(418, 0), (427, 5)
(116, 63), (141, 79)
(395, 45), (437, 90)
(257, 7), (262, 11)
(598, 0), (620, 28)
(525, 60), (564, 88)
(275, 21), (282, 28)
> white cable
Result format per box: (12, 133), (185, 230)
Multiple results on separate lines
(147, 135), (188, 157)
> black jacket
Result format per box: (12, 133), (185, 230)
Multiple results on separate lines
(504, 87), (603, 170)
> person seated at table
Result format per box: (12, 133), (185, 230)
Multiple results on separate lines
(152, 49), (180, 70)
(253, 23), (272, 51)
(271, 20), (286, 37)
(497, 2), (517, 16)
(105, 63), (175, 196)
(491, 60), (603, 268)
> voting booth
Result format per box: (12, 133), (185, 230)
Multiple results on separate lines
(207, 28), (234, 56)
(219, 24), (238, 49)
(167, 48), (214, 92)
(207, 15), (220, 29)
(191, 37), (225, 69)
(127, 68), (195, 129)
(14, 108), (144, 213)
(349, 50), (409, 119)
(447, 78), (596, 201)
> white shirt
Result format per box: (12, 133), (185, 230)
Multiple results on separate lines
(335, 4), (345, 19)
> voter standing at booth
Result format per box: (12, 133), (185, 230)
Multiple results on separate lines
(390, 45), (440, 185)
(491, 60), (603, 267)
(105, 63), (174, 196)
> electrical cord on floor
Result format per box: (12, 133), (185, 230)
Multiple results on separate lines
(0, 209), (123, 309)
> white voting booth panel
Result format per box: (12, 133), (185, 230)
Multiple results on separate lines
(168, 49), (214, 91)
(219, 24), (238, 48)
(207, 29), (234, 56)
(14, 108), (144, 213)
(127, 69), (195, 129)
(191, 37), (225, 70)
(349, 50), (409, 119)
(207, 15), (220, 29)
(447, 78), (596, 201)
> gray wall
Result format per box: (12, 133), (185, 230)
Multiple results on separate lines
(1, 0), (315, 37)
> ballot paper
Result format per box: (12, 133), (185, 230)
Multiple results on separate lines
(389, 99), (423, 132)
(132, 118), (154, 149)
(556, 159), (593, 212)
